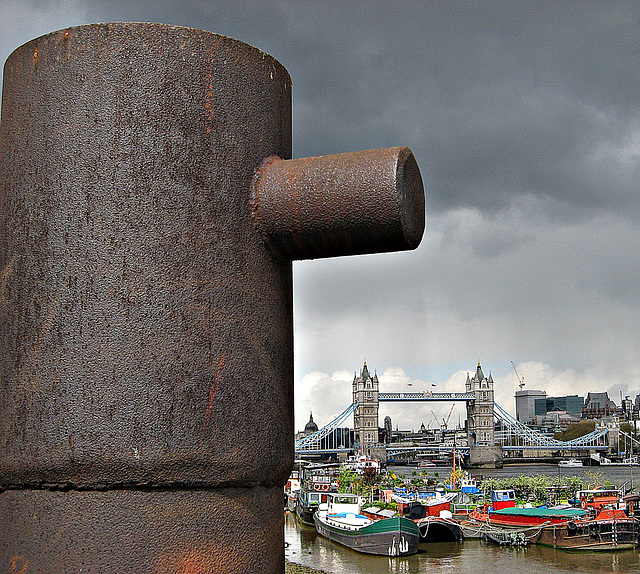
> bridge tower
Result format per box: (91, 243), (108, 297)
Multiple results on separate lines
(466, 362), (495, 445)
(466, 361), (503, 467)
(353, 361), (379, 454)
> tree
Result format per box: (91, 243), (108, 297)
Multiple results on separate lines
(554, 420), (596, 441)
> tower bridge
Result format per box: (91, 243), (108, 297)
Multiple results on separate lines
(378, 392), (475, 401)
(295, 361), (612, 466)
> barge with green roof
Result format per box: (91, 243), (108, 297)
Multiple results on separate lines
(313, 492), (420, 556)
(467, 489), (640, 550)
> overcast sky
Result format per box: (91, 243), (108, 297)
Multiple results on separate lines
(2, 1), (640, 433)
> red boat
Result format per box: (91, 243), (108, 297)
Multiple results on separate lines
(467, 489), (640, 550)
(469, 489), (588, 528)
(529, 508), (640, 551)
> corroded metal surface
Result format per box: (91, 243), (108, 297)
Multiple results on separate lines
(0, 21), (424, 574)
(0, 486), (284, 574)
(251, 147), (425, 260)
(0, 22), (293, 491)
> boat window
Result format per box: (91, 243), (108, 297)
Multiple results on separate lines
(333, 496), (357, 504)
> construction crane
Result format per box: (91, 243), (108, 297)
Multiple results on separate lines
(511, 361), (525, 390)
(442, 404), (455, 430)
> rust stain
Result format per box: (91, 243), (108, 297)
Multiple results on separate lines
(156, 547), (232, 574)
(204, 68), (214, 132)
(9, 555), (29, 574)
(32, 285), (67, 363)
(204, 37), (222, 134)
(203, 351), (227, 432)
(62, 29), (71, 61)
(176, 550), (210, 574)
(0, 254), (16, 302)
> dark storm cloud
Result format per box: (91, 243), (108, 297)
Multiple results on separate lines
(5, 1), (640, 215)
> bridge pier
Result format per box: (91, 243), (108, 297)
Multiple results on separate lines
(466, 445), (503, 469)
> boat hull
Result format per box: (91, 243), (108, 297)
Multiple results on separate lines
(417, 516), (461, 542)
(314, 514), (420, 556)
(530, 518), (640, 551)
(470, 507), (587, 528)
(295, 501), (317, 527)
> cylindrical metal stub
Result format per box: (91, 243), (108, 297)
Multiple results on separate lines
(250, 146), (425, 260)
(0, 22), (293, 490)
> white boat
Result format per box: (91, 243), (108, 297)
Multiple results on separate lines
(600, 456), (640, 466)
(313, 493), (420, 556)
(558, 458), (583, 467)
(342, 455), (381, 474)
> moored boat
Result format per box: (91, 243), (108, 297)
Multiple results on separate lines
(295, 463), (340, 526)
(285, 468), (301, 512)
(469, 489), (588, 528)
(529, 508), (640, 551)
(575, 487), (622, 511)
(390, 491), (462, 541)
(296, 487), (325, 526)
(342, 454), (381, 474)
(558, 458), (583, 468)
(470, 505), (588, 528)
(314, 493), (420, 556)
(460, 475), (481, 495)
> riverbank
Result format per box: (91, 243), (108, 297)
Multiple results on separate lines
(285, 560), (329, 574)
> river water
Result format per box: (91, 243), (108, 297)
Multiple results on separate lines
(284, 465), (640, 574)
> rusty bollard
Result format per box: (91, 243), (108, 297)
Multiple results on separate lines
(0, 23), (424, 573)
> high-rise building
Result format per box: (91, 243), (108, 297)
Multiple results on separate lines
(515, 389), (546, 423)
(534, 395), (584, 419)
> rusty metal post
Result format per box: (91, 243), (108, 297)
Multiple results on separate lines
(0, 23), (424, 573)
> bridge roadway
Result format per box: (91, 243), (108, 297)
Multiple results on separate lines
(378, 392), (475, 401)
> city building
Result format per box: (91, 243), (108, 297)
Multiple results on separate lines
(621, 396), (634, 421)
(515, 389), (546, 423)
(540, 410), (580, 431)
(383, 415), (392, 444)
(295, 412), (318, 441)
(534, 395), (584, 420)
(582, 392), (622, 420)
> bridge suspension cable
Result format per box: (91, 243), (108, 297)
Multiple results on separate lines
(293, 396), (613, 455)
(295, 402), (358, 451)
(493, 402), (609, 449)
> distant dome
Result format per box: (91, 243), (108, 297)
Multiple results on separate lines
(305, 412), (318, 433)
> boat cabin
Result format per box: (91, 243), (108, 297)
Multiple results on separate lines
(460, 476), (480, 495)
(298, 488), (324, 507)
(285, 470), (300, 493)
(325, 493), (362, 515)
(623, 493), (640, 517)
(576, 487), (621, 510)
(342, 455), (381, 475)
(491, 489), (516, 511)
